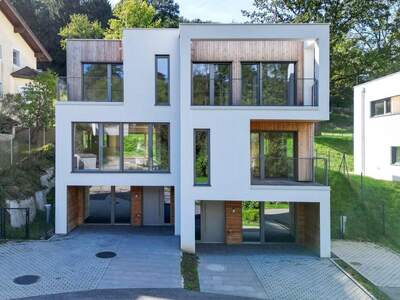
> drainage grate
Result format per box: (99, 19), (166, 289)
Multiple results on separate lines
(13, 275), (40, 285)
(96, 251), (116, 259)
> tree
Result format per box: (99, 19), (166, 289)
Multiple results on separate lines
(59, 14), (104, 49)
(148, 0), (180, 28)
(242, 0), (400, 108)
(1, 71), (57, 130)
(10, 0), (112, 74)
(105, 0), (161, 39)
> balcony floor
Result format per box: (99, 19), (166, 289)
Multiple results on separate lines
(251, 178), (324, 186)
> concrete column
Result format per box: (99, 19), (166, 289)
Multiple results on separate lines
(319, 198), (331, 258)
(180, 197), (195, 253)
(55, 184), (67, 234)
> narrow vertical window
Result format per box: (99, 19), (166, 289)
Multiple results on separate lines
(13, 49), (20, 66)
(155, 55), (169, 105)
(194, 129), (210, 185)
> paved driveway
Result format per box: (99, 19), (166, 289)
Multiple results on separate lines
(333, 240), (400, 299)
(198, 244), (372, 300)
(0, 226), (182, 299)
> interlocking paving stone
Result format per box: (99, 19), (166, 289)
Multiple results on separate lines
(198, 244), (371, 300)
(333, 240), (400, 287)
(0, 226), (181, 299)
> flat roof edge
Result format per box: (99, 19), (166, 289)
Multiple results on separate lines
(354, 71), (400, 88)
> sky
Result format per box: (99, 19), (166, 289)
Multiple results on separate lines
(109, 0), (255, 23)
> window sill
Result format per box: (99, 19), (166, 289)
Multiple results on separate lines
(71, 170), (171, 174)
(370, 112), (400, 118)
(194, 183), (211, 187)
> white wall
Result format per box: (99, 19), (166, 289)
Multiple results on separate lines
(55, 29), (181, 234)
(354, 72), (400, 181)
(179, 24), (331, 256)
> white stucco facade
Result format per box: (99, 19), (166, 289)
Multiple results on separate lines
(354, 72), (400, 182)
(56, 24), (331, 258)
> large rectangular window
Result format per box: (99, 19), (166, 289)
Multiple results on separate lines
(194, 129), (210, 185)
(83, 63), (123, 102)
(251, 131), (297, 183)
(371, 98), (391, 117)
(155, 55), (170, 105)
(241, 62), (296, 106)
(73, 122), (169, 172)
(192, 63), (231, 105)
(392, 147), (400, 165)
(73, 123), (100, 171)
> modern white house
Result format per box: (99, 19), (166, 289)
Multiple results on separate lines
(354, 72), (400, 182)
(55, 24), (331, 257)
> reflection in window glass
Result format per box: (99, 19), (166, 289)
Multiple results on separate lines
(262, 63), (295, 105)
(214, 64), (231, 105)
(114, 186), (131, 223)
(251, 133), (260, 178)
(123, 124), (149, 171)
(192, 63), (210, 105)
(152, 124), (169, 171)
(392, 146), (400, 165)
(111, 64), (124, 102)
(73, 123), (99, 170)
(83, 64), (108, 101)
(194, 129), (210, 185)
(242, 64), (260, 105)
(371, 98), (391, 117)
(195, 201), (201, 240)
(86, 186), (112, 223)
(264, 132), (295, 179)
(102, 123), (120, 170)
(156, 56), (169, 105)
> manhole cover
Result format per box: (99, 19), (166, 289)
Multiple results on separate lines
(96, 251), (116, 258)
(13, 275), (40, 285)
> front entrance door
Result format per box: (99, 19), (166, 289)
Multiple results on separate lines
(201, 201), (225, 243)
(143, 187), (164, 225)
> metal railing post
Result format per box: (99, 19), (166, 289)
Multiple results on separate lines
(25, 208), (29, 239)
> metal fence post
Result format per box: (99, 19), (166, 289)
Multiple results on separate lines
(0, 208), (5, 239)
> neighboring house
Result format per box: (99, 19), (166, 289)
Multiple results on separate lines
(354, 72), (400, 182)
(56, 24), (331, 257)
(0, 0), (51, 99)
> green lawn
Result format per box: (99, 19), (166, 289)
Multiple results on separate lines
(316, 114), (400, 252)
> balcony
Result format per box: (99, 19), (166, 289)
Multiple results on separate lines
(251, 157), (328, 186)
(191, 78), (318, 107)
(57, 75), (123, 102)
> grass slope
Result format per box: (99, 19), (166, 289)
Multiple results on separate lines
(317, 111), (400, 252)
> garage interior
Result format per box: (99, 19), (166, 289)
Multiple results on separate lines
(195, 200), (320, 252)
(67, 185), (175, 232)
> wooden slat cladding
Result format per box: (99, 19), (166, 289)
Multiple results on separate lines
(192, 40), (304, 105)
(225, 201), (242, 244)
(131, 186), (143, 226)
(66, 40), (123, 101)
(391, 96), (400, 113)
(67, 186), (85, 232)
(295, 203), (320, 252)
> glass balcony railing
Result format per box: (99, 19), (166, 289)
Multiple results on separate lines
(251, 157), (328, 186)
(57, 76), (123, 102)
(192, 78), (318, 106)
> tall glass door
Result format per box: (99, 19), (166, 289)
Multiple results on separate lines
(242, 201), (261, 242)
(114, 186), (131, 224)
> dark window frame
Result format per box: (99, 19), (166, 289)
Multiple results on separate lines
(155, 55), (170, 106)
(81, 62), (124, 102)
(191, 62), (233, 106)
(72, 122), (170, 173)
(193, 129), (211, 186)
(240, 61), (298, 106)
(250, 130), (299, 184)
(371, 98), (391, 117)
(391, 146), (400, 165)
